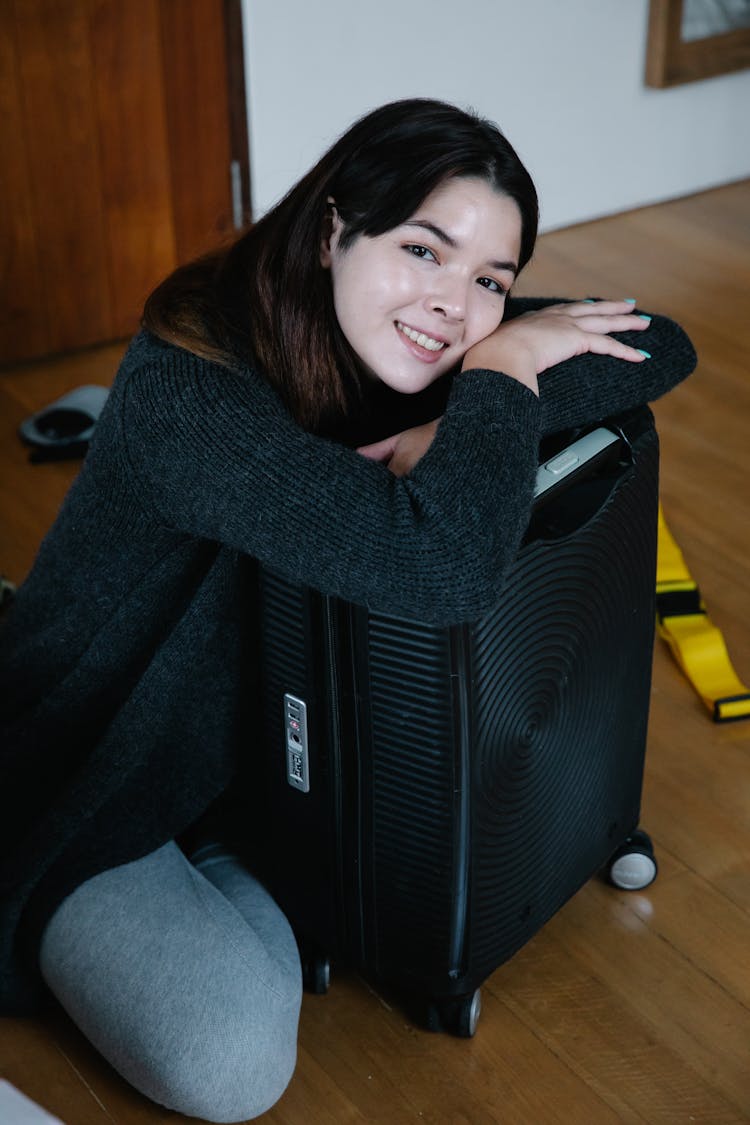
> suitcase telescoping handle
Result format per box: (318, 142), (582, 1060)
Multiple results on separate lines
(525, 424), (630, 543)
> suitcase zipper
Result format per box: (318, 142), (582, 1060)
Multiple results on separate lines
(323, 596), (357, 956)
(447, 623), (472, 978)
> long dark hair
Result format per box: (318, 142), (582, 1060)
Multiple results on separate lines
(143, 98), (538, 431)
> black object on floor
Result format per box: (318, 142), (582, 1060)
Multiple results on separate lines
(19, 385), (109, 463)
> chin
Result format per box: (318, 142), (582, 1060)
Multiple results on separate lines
(383, 379), (435, 396)
(379, 367), (450, 396)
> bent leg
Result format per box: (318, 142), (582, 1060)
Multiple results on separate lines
(39, 842), (302, 1123)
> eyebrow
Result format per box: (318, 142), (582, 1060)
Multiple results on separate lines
(403, 219), (518, 277)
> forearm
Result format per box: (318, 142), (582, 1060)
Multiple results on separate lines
(539, 311), (695, 433)
(505, 296), (697, 433)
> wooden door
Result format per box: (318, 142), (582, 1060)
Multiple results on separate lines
(0, 0), (250, 364)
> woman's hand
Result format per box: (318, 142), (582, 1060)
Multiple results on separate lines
(357, 419), (439, 477)
(461, 299), (651, 394)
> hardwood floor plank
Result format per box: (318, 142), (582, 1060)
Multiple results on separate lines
(282, 972), (623, 1125)
(550, 877), (750, 1115)
(495, 930), (748, 1124)
(0, 1017), (115, 1124)
(625, 875), (750, 1007)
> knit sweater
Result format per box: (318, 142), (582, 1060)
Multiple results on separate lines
(0, 297), (696, 1012)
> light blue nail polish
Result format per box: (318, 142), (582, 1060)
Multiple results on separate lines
(638, 315), (652, 323)
(637, 349), (651, 359)
(624, 297), (637, 304)
(582, 298), (596, 304)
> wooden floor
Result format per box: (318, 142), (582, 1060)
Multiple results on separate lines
(1, 182), (749, 1124)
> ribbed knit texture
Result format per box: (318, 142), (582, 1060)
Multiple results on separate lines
(0, 297), (696, 1012)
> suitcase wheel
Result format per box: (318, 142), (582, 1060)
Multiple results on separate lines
(302, 954), (331, 995)
(426, 988), (482, 1038)
(606, 829), (658, 891)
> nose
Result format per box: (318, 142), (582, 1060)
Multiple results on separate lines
(428, 273), (467, 322)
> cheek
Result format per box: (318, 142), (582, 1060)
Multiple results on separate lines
(329, 245), (424, 344)
(330, 261), (370, 335)
(466, 300), (506, 349)
(368, 263), (419, 311)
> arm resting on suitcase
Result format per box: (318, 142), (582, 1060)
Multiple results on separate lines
(503, 296), (697, 434)
(119, 346), (541, 625)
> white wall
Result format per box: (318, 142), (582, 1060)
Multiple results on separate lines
(241, 0), (750, 231)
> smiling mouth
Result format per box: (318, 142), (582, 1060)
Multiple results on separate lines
(396, 321), (447, 352)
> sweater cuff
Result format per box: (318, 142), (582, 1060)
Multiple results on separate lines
(449, 367), (541, 430)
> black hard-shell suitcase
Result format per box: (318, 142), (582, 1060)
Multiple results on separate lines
(249, 407), (660, 1035)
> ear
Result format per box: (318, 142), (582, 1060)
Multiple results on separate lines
(319, 198), (342, 269)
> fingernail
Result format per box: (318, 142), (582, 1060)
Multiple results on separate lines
(637, 349), (651, 359)
(638, 315), (652, 323)
(624, 297), (637, 304)
(582, 298), (596, 304)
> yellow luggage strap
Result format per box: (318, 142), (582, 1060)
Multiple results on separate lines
(656, 506), (750, 723)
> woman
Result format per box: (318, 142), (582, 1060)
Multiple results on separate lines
(0, 99), (696, 1120)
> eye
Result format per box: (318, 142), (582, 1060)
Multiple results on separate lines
(404, 244), (437, 262)
(477, 276), (507, 295)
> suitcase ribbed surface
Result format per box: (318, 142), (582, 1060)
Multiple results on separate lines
(468, 444), (657, 980)
(364, 617), (461, 975)
(259, 569), (309, 700)
(360, 427), (658, 992)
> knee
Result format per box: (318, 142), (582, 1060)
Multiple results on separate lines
(148, 1009), (300, 1122)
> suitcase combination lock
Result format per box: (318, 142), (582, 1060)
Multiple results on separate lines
(284, 693), (310, 793)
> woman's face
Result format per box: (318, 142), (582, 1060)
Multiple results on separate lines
(320, 176), (522, 394)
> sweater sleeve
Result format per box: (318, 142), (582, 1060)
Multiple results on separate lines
(118, 342), (541, 625)
(503, 296), (697, 434)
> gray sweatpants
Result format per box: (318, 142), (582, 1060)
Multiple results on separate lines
(39, 842), (302, 1122)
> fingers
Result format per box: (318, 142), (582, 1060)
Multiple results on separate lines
(537, 300), (652, 362)
(579, 313), (650, 334)
(386, 452), (412, 478)
(565, 298), (650, 327)
(583, 333), (651, 362)
(571, 298), (639, 313)
(550, 298), (652, 355)
(357, 434), (400, 461)
(358, 421), (440, 476)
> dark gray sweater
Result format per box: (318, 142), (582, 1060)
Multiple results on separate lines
(0, 297), (696, 1012)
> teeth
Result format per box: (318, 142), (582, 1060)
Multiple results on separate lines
(397, 322), (445, 351)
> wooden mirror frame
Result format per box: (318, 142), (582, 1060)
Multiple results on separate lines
(646, 0), (750, 86)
